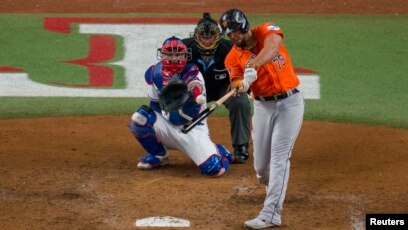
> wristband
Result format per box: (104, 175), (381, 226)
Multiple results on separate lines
(248, 62), (258, 70)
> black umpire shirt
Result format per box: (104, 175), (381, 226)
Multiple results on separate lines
(182, 38), (233, 102)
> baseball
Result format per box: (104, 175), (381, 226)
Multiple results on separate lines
(195, 95), (206, 104)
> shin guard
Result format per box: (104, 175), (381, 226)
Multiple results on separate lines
(129, 105), (166, 157)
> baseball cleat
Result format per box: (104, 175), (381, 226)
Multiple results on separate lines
(233, 143), (249, 163)
(137, 153), (169, 169)
(244, 217), (278, 229)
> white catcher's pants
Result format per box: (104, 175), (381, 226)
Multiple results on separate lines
(153, 112), (217, 165)
(252, 92), (304, 225)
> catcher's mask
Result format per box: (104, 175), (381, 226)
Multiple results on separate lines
(157, 36), (191, 77)
(219, 8), (250, 35)
(193, 12), (222, 59)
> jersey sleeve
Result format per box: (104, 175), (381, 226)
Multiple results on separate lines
(147, 84), (159, 102)
(224, 48), (244, 81)
(144, 65), (155, 85)
(144, 65), (160, 103)
(256, 22), (284, 40)
(182, 64), (204, 86)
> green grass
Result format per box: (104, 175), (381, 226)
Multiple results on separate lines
(0, 15), (125, 86)
(0, 14), (407, 129)
(0, 97), (146, 118)
(253, 14), (408, 128)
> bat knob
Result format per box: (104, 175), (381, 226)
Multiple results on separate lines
(181, 125), (189, 134)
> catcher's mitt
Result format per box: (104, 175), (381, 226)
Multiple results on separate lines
(159, 78), (191, 112)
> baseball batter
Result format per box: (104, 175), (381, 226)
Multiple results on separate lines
(128, 36), (234, 177)
(220, 9), (305, 229)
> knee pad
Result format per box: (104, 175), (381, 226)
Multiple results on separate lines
(131, 105), (157, 127)
(199, 154), (230, 177)
(129, 105), (157, 137)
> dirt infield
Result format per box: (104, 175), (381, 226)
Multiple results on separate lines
(1, 1), (407, 230)
(1, 116), (407, 229)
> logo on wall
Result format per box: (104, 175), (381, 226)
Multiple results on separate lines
(0, 17), (320, 99)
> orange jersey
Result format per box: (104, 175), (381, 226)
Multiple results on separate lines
(225, 22), (299, 98)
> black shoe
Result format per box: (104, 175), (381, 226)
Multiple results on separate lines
(233, 144), (249, 163)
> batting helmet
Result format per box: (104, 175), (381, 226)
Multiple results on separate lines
(193, 12), (222, 58)
(158, 36), (191, 77)
(219, 8), (250, 34)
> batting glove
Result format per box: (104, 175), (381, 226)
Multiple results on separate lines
(234, 67), (257, 93)
(244, 67), (257, 84)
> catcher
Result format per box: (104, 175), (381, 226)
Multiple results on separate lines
(128, 36), (234, 177)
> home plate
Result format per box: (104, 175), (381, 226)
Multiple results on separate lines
(135, 216), (190, 227)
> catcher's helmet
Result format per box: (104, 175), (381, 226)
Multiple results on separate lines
(158, 36), (192, 77)
(193, 12), (222, 58)
(219, 8), (250, 34)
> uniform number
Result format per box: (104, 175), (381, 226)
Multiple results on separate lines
(273, 54), (286, 71)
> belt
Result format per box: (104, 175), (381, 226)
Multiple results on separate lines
(254, 88), (299, 102)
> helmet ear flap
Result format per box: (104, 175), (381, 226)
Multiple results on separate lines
(238, 11), (250, 33)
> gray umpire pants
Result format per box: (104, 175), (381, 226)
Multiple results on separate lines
(223, 90), (251, 147)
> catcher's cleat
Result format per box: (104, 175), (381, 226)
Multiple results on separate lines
(233, 143), (249, 163)
(137, 153), (169, 169)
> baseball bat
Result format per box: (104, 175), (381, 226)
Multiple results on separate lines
(181, 89), (237, 134)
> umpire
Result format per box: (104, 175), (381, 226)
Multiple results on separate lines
(182, 13), (251, 163)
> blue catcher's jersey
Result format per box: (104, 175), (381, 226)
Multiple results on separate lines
(144, 62), (206, 126)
